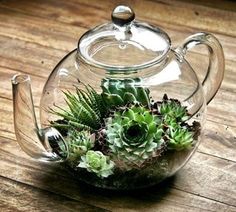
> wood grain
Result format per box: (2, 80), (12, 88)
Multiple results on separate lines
(0, 0), (235, 211)
(0, 176), (108, 212)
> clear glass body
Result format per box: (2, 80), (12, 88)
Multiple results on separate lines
(39, 49), (206, 189)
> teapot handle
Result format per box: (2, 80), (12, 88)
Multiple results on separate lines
(176, 32), (224, 104)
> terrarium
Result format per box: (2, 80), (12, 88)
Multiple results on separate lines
(12, 6), (224, 189)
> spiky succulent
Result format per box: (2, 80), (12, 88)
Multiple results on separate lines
(101, 78), (150, 108)
(78, 150), (115, 178)
(65, 130), (94, 166)
(50, 85), (107, 132)
(166, 127), (194, 151)
(106, 104), (164, 169)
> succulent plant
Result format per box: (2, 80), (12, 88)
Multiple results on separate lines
(78, 150), (115, 178)
(150, 94), (196, 151)
(155, 95), (195, 151)
(166, 127), (194, 151)
(65, 130), (94, 166)
(101, 78), (150, 108)
(50, 85), (107, 132)
(162, 115), (179, 129)
(159, 95), (189, 122)
(106, 104), (165, 169)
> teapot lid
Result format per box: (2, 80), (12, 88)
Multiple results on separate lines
(78, 5), (171, 71)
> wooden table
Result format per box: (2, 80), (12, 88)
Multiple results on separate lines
(0, 0), (235, 211)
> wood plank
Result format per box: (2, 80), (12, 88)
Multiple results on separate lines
(0, 176), (108, 212)
(0, 7), (80, 52)
(0, 136), (235, 211)
(175, 0), (236, 12)
(0, 0), (235, 61)
(173, 153), (236, 207)
(0, 35), (66, 79)
(199, 121), (236, 163)
(1, 0), (236, 36)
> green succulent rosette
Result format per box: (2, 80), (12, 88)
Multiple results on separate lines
(78, 150), (115, 178)
(101, 78), (150, 108)
(158, 95), (195, 151)
(106, 105), (165, 169)
(159, 96), (189, 122)
(166, 127), (194, 151)
(65, 130), (94, 166)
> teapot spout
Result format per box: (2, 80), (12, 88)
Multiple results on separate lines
(12, 74), (68, 162)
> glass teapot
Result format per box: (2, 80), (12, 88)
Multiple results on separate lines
(12, 5), (224, 189)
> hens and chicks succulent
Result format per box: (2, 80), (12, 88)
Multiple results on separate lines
(51, 78), (199, 178)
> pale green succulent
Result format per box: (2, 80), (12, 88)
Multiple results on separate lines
(65, 130), (94, 165)
(106, 105), (164, 168)
(101, 78), (150, 108)
(166, 127), (194, 151)
(78, 150), (115, 178)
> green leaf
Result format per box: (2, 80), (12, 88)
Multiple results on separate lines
(136, 87), (150, 106)
(123, 92), (137, 103)
(68, 121), (91, 131)
(102, 92), (124, 105)
(123, 108), (135, 119)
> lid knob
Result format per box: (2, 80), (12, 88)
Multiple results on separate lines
(111, 5), (135, 26)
